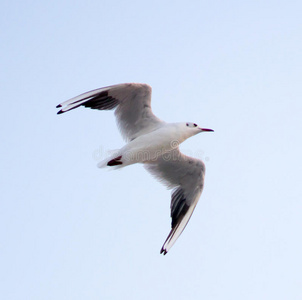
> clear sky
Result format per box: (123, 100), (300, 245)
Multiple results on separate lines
(1, 0), (301, 299)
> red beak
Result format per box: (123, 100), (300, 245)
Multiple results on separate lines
(200, 128), (214, 132)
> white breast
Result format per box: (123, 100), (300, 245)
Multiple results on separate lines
(121, 124), (181, 165)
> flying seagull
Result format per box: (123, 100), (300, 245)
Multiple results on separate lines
(56, 83), (213, 255)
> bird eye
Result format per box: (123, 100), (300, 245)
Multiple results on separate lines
(193, 123), (197, 127)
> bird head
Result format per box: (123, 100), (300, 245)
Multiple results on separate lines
(185, 122), (214, 135)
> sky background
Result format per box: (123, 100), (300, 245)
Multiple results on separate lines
(1, 0), (302, 299)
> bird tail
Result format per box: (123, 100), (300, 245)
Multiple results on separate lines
(97, 150), (124, 169)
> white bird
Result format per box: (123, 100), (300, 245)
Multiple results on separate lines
(57, 83), (213, 255)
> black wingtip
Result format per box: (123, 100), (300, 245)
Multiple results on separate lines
(56, 104), (62, 108)
(160, 248), (167, 255)
(57, 110), (64, 115)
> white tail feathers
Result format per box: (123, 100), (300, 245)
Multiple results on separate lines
(97, 159), (109, 168)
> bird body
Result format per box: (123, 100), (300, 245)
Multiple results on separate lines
(98, 122), (202, 168)
(57, 83), (213, 255)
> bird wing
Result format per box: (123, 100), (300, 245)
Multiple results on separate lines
(56, 83), (164, 141)
(144, 148), (206, 255)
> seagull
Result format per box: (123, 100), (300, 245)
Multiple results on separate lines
(56, 83), (213, 255)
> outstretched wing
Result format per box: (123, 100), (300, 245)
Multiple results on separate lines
(144, 149), (205, 255)
(56, 83), (164, 141)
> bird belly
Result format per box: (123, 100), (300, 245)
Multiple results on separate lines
(121, 129), (177, 165)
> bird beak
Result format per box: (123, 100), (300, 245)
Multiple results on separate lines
(199, 128), (214, 132)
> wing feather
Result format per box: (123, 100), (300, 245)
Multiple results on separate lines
(57, 83), (164, 141)
(144, 149), (205, 254)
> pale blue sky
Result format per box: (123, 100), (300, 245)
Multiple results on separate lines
(1, 0), (302, 299)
